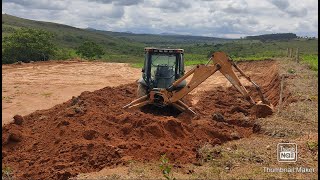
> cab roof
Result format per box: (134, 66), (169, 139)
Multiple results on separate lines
(144, 47), (184, 53)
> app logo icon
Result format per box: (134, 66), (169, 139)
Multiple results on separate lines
(277, 143), (297, 162)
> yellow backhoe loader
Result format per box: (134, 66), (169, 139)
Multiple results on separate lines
(123, 47), (273, 116)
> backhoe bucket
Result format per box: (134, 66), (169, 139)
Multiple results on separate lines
(252, 101), (274, 118)
(211, 52), (274, 118)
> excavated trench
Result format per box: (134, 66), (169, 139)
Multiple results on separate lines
(2, 60), (291, 180)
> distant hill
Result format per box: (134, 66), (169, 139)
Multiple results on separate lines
(85, 27), (97, 30)
(245, 33), (297, 41)
(2, 14), (233, 52)
(87, 29), (233, 47)
(160, 32), (179, 35)
(2, 14), (144, 56)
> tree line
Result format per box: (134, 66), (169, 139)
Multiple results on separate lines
(2, 28), (105, 64)
(245, 33), (297, 42)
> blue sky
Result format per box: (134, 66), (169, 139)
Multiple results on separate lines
(2, 0), (318, 38)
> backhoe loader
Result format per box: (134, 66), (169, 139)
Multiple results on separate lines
(123, 47), (274, 116)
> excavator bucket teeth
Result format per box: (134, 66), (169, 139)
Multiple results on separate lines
(252, 101), (274, 118)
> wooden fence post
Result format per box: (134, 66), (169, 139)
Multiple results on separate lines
(289, 48), (292, 58)
(296, 48), (299, 63)
(277, 74), (285, 114)
(287, 48), (289, 57)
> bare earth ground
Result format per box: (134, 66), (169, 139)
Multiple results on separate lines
(2, 60), (140, 126)
(2, 58), (318, 179)
(2, 60), (251, 126)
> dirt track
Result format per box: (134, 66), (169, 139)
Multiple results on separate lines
(2, 60), (290, 180)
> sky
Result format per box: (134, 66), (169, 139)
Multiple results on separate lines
(2, 0), (318, 38)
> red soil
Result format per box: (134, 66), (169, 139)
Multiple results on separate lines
(2, 60), (290, 180)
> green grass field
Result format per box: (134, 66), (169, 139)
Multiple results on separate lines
(301, 54), (318, 71)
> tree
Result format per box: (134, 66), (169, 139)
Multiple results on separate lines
(2, 28), (56, 64)
(75, 41), (105, 59)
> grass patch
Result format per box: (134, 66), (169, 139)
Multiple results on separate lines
(159, 154), (176, 180)
(307, 141), (318, 152)
(301, 54), (318, 71)
(131, 62), (144, 68)
(232, 56), (274, 61)
(131, 53), (282, 68)
(2, 166), (13, 180)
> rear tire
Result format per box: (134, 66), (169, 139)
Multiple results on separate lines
(137, 83), (147, 97)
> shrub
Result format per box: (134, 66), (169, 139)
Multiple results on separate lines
(75, 41), (105, 59)
(159, 154), (176, 180)
(2, 28), (56, 64)
(53, 48), (77, 60)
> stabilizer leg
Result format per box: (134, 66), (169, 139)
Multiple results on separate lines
(123, 95), (149, 109)
(176, 100), (196, 115)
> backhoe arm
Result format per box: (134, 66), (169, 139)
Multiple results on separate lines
(168, 52), (256, 105)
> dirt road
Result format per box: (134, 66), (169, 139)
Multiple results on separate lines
(2, 60), (252, 126)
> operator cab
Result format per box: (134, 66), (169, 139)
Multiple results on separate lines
(139, 47), (186, 91)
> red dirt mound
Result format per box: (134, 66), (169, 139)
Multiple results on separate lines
(2, 60), (289, 180)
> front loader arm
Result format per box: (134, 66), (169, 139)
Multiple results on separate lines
(168, 63), (221, 102)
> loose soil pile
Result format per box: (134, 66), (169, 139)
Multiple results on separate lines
(2, 60), (290, 180)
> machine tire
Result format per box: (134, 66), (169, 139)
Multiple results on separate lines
(137, 83), (147, 97)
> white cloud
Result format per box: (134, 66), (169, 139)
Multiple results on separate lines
(148, 0), (191, 12)
(269, 0), (290, 9)
(2, 0), (318, 38)
(3, 0), (67, 10)
(268, 0), (308, 17)
(88, 0), (144, 6)
(223, 0), (248, 14)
